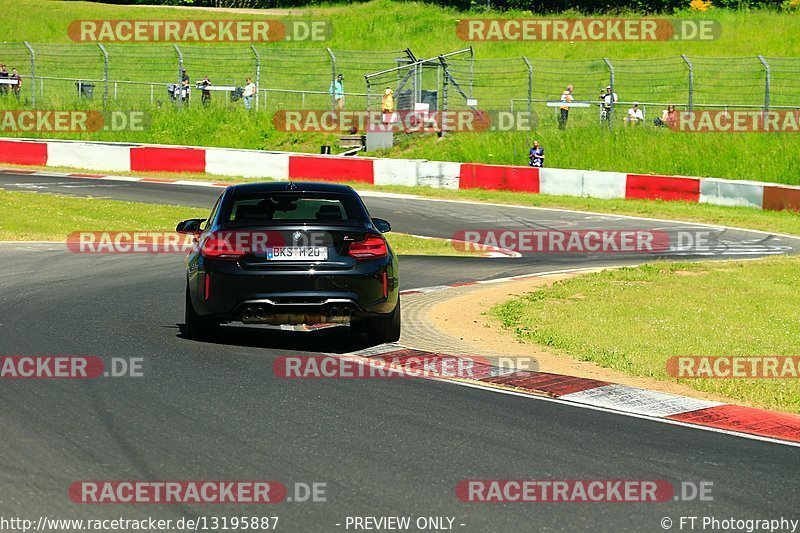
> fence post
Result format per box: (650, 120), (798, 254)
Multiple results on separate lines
(522, 56), (533, 126)
(758, 55), (770, 111)
(412, 63), (422, 109)
(23, 42), (36, 108)
(438, 56), (449, 137)
(468, 45), (474, 98)
(365, 75), (372, 112)
(251, 45), (261, 111)
(98, 43), (109, 109)
(326, 47), (336, 112)
(603, 57), (614, 130)
(681, 54), (694, 111)
(173, 44), (183, 107)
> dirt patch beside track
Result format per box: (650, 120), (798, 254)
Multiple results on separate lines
(426, 271), (741, 406)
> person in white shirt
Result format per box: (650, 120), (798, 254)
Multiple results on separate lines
(243, 77), (256, 110)
(599, 85), (618, 121)
(626, 102), (644, 125)
(559, 84), (573, 130)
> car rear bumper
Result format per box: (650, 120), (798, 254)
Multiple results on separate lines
(189, 260), (398, 323)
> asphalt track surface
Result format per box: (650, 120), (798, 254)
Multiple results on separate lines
(1, 172), (798, 531)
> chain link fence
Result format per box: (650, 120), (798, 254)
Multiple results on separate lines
(364, 52), (799, 130)
(0, 42), (798, 127)
(0, 43), (413, 112)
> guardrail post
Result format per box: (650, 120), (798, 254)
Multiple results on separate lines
(98, 43), (109, 109)
(326, 47), (336, 112)
(173, 44), (183, 108)
(522, 56), (533, 125)
(251, 45), (261, 110)
(681, 54), (694, 111)
(758, 55), (770, 111)
(23, 42), (36, 108)
(603, 57), (614, 130)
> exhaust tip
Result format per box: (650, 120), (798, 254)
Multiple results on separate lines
(254, 307), (266, 319)
(342, 307), (352, 318)
(330, 307), (341, 318)
(242, 307), (254, 319)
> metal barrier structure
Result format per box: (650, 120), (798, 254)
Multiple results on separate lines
(0, 42), (798, 120)
(364, 48), (474, 113)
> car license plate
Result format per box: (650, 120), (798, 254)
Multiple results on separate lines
(266, 246), (328, 261)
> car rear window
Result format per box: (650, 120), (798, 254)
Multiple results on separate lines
(221, 192), (365, 226)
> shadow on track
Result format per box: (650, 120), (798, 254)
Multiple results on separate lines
(173, 323), (378, 353)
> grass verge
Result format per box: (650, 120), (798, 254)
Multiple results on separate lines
(492, 257), (800, 413)
(0, 189), (474, 255)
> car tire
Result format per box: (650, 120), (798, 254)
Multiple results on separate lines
(366, 298), (401, 344)
(184, 285), (218, 340)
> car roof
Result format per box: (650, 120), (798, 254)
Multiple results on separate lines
(227, 181), (356, 195)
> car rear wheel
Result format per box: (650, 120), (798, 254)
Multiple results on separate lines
(184, 285), (219, 340)
(366, 298), (401, 344)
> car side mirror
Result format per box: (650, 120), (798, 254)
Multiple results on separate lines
(372, 218), (391, 233)
(176, 218), (205, 235)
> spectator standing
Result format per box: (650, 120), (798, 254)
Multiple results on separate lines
(599, 85), (618, 121)
(10, 68), (21, 100)
(177, 69), (190, 103)
(329, 74), (344, 113)
(381, 86), (394, 123)
(180, 78), (191, 104)
(381, 87), (394, 113)
(0, 65), (8, 95)
(625, 102), (644, 125)
(242, 77), (256, 110)
(199, 74), (212, 106)
(529, 140), (545, 168)
(559, 84), (573, 129)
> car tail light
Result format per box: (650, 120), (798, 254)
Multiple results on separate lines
(348, 234), (388, 259)
(204, 272), (211, 300)
(382, 271), (389, 298)
(200, 234), (246, 260)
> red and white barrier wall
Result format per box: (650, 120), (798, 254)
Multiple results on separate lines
(1, 137), (799, 211)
